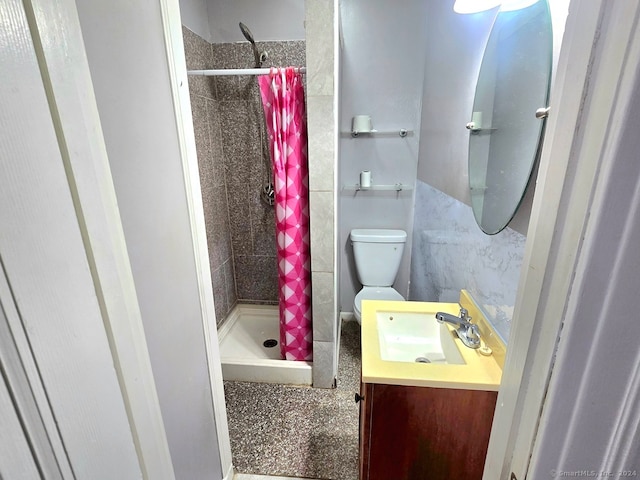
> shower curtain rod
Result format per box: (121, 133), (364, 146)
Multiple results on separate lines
(187, 67), (306, 77)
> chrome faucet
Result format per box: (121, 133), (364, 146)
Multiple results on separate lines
(435, 308), (481, 349)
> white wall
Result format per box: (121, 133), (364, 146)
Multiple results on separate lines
(338, 0), (428, 312)
(180, 0), (211, 41)
(75, 2), (223, 479)
(207, 0), (305, 42)
(417, 1), (497, 207)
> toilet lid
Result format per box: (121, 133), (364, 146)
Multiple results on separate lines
(354, 287), (405, 317)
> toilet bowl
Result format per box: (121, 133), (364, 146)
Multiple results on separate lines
(353, 286), (405, 321)
(350, 229), (407, 323)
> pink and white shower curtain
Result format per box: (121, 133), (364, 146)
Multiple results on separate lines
(259, 67), (312, 361)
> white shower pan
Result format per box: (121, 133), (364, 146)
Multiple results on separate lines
(217, 304), (313, 385)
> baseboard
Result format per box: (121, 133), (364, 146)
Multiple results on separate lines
(340, 311), (356, 322)
(222, 463), (234, 480)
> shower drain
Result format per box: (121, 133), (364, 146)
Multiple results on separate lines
(263, 339), (278, 348)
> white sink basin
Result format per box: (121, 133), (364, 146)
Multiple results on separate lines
(376, 311), (465, 365)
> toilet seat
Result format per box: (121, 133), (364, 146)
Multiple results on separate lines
(353, 286), (405, 322)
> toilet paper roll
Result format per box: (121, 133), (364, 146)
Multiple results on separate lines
(360, 170), (372, 188)
(352, 115), (373, 133)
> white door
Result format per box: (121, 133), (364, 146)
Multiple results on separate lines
(0, 0), (145, 477)
(0, 373), (40, 479)
(0, 264), (68, 479)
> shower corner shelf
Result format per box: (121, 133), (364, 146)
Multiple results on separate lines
(343, 183), (413, 193)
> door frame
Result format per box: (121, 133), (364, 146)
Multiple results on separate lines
(156, 0), (640, 479)
(157, 0), (234, 478)
(483, 1), (640, 478)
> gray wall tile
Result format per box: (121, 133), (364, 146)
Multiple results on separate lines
(249, 181), (277, 257)
(222, 258), (237, 311)
(307, 95), (335, 192)
(204, 184), (232, 270)
(211, 265), (227, 327)
(190, 95), (214, 192)
(259, 41), (306, 68)
(312, 272), (334, 342)
(205, 99), (226, 188)
(309, 191), (334, 272)
(212, 43), (240, 99)
(219, 101), (262, 179)
(183, 26), (216, 99)
(305, 1), (334, 96)
(312, 340), (335, 388)
(235, 255), (278, 301)
(227, 184), (253, 256)
(184, 27), (236, 325)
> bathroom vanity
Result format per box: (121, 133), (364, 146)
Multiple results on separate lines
(358, 294), (504, 480)
(358, 382), (497, 479)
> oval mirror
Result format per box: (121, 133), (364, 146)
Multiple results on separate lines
(468, 0), (552, 234)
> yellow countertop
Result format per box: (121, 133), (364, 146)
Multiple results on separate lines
(361, 294), (503, 391)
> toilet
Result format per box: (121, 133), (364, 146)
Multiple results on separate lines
(351, 229), (407, 323)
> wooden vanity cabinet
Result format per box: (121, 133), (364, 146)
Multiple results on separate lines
(358, 382), (497, 480)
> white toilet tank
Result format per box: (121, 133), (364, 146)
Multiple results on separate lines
(351, 229), (407, 286)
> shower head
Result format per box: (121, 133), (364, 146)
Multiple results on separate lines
(239, 22), (256, 44)
(239, 22), (263, 68)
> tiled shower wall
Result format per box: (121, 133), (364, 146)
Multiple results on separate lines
(183, 26), (306, 326)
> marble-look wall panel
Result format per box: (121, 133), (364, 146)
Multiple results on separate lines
(183, 26), (236, 327)
(410, 180), (525, 341)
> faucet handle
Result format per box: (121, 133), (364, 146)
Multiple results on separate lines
(460, 307), (471, 322)
(467, 323), (480, 341)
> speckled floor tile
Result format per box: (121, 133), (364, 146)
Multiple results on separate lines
(234, 474), (314, 480)
(225, 321), (361, 480)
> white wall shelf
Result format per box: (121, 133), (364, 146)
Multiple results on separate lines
(342, 183), (413, 193)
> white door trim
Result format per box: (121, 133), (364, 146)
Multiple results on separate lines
(484, 1), (640, 478)
(22, 0), (176, 477)
(158, 0), (234, 477)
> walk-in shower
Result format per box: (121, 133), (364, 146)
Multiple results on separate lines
(182, 24), (309, 385)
